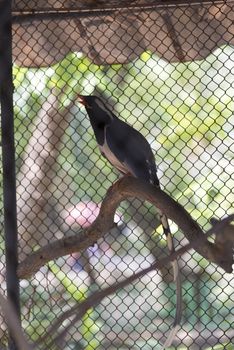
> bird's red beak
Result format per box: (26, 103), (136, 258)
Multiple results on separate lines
(77, 95), (86, 106)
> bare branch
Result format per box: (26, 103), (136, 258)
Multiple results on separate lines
(18, 176), (234, 279)
(37, 241), (192, 348)
(36, 215), (233, 348)
(0, 293), (32, 350)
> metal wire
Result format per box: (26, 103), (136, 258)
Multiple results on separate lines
(0, 1), (234, 349)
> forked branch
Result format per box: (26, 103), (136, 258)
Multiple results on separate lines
(18, 176), (234, 279)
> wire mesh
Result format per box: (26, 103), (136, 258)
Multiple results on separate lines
(0, 1), (234, 349)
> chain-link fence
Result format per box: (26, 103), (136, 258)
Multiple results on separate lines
(0, 1), (234, 349)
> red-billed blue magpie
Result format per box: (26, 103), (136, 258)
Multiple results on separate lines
(78, 94), (181, 347)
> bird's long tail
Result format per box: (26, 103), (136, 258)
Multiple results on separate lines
(158, 210), (182, 349)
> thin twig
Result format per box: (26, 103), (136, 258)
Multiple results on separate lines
(37, 214), (234, 348)
(0, 293), (32, 350)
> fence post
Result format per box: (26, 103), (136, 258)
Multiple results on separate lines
(0, 0), (20, 349)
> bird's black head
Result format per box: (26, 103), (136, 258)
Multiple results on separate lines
(78, 95), (96, 109)
(78, 95), (114, 124)
(78, 95), (114, 145)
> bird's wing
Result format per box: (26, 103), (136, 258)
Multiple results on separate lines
(105, 119), (158, 185)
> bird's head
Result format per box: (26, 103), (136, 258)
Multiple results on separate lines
(77, 95), (95, 109)
(78, 95), (114, 144)
(78, 95), (114, 123)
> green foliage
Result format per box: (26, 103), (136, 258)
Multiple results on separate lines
(205, 343), (234, 350)
(48, 262), (100, 350)
(48, 262), (87, 301)
(13, 46), (234, 348)
(21, 283), (58, 341)
(13, 49), (234, 214)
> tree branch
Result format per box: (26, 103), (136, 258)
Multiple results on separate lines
(36, 215), (233, 349)
(17, 87), (77, 259)
(0, 293), (32, 350)
(18, 176), (234, 279)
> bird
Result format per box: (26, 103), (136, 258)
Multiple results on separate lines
(78, 94), (182, 347)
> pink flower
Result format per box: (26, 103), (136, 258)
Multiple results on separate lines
(64, 201), (100, 228)
(64, 201), (121, 228)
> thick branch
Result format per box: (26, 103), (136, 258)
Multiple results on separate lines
(18, 176), (234, 279)
(17, 88), (77, 258)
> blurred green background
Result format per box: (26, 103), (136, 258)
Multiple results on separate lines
(0, 45), (233, 349)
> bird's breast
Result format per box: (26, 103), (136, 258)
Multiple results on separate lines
(99, 140), (129, 174)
